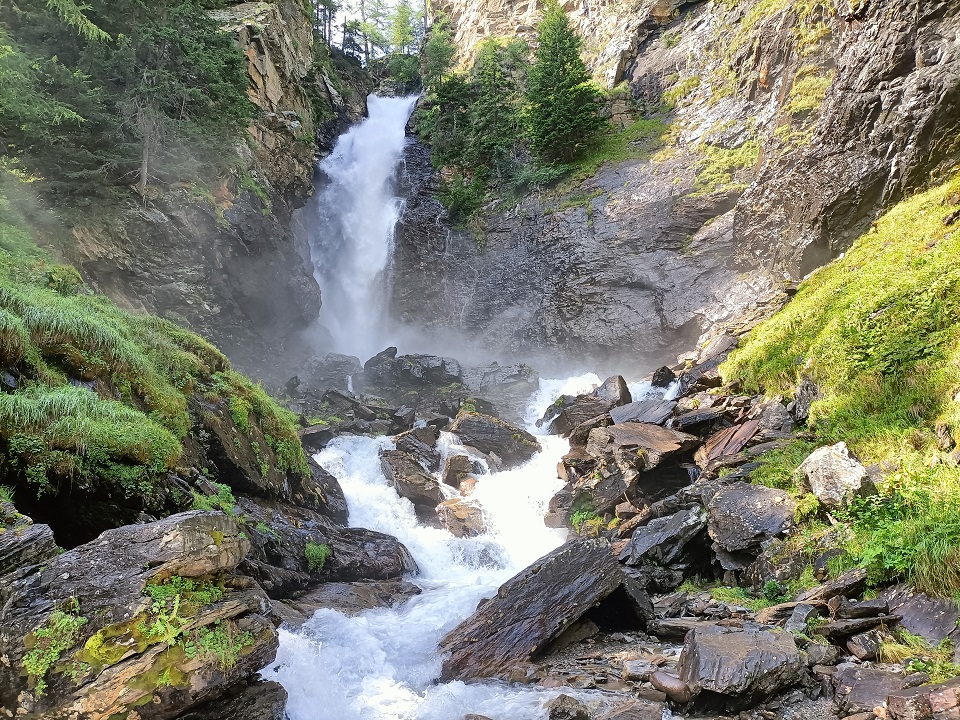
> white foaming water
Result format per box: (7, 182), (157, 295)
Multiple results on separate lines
(303, 94), (418, 360)
(264, 374), (677, 719)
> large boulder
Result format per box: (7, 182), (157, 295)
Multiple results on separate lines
(610, 398), (676, 426)
(393, 426), (441, 472)
(449, 412), (542, 469)
(0, 511), (277, 720)
(834, 664), (911, 715)
(707, 484), (796, 552)
(294, 352), (362, 396)
(586, 423), (699, 473)
(797, 442), (872, 509)
(239, 497), (417, 597)
(379, 449), (445, 519)
(439, 538), (653, 681)
(678, 626), (804, 704)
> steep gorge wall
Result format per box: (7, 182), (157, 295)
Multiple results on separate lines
(62, 0), (369, 385)
(393, 0), (960, 370)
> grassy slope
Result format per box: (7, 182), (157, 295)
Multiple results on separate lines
(0, 180), (307, 506)
(722, 173), (960, 597)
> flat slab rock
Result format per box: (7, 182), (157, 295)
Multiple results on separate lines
(835, 664), (912, 714)
(678, 625), (804, 703)
(439, 538), (652, 682)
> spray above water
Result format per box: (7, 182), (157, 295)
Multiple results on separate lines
(304, 95), (418, 360)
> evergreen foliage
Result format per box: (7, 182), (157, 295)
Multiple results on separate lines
(524, 1), (605, 163)
(0, 0), (253, 197)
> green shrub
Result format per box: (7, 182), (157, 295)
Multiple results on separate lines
(22, 597), (88, 696)
(305, 541), (331, 570)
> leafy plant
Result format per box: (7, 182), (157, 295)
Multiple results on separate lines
(305, 541), (331, 570)
(22, 597), (88, 696)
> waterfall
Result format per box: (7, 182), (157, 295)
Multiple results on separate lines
(302, 95), (418, 361)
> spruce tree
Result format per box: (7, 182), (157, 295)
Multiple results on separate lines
(524, 2), (605, 163)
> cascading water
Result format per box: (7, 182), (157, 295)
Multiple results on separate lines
(302, 95), (418, 360)
(263, 375), (674, 720)
(271, 97), (675, 719)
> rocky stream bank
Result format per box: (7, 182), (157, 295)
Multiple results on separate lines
(5, 323), (960, 719)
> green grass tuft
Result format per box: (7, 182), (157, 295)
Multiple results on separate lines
(305, 541), (331, 571)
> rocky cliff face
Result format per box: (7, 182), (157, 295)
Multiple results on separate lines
(393, 0), (960, 370)
(64, 0), (369, 386)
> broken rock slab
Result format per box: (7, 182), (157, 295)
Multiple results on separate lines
(439, 538), (652, 682)
(449, 412), (542, 469)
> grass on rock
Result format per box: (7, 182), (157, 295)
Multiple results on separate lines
(723, 173), (960, 598)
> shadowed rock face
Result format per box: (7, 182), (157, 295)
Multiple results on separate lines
(392, 0), (960, 366)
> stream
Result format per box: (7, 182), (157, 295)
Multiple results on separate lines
(265, 95), (666, 719)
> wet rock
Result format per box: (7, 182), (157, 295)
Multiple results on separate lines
(299, 456), (349, 524)
(568, 413), (614, 446)
(545, 376), (632, 435)
(797, 442), (873, 509)
(295, 352), (362, 396)
(678, 625), (804, 704)
(610, 398), (677, 426)
(586, 422), (699, 472)
(707, 484), (796, 552)
(545, 694), (590, 720)
(278, 580), (421, 623)
(597, 698), (666, 719)
(619, 506), (707, 566)
(879, 585), (960, 647)
(439, 538), (652, 681)
(379, 449), (444, 519)
(651, 366), (677, 388)
(0, 511), (276, 719)
(239, 496), (416, 595)
(650, 670), (694, 703)
(836, 597), (889, 620)
(449, 412), (542, 469)
(887, 675), (960, 720)
(299, 423), (335, 452)
(441, 454), (481, 488)
(437, 498), (486, 538)
(393, 425), (441, 472)
(623, 658), (659, 682)
(174, 679), (287, 720)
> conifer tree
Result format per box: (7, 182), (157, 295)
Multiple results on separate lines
(524, 1), (604, 163)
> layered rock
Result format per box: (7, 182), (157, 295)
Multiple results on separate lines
(0, 511), (276, 720)
(440, 538), (653, 681)
(397, 0), (960, 368)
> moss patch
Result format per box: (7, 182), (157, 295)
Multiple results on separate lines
(723, 173), (960, 597)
